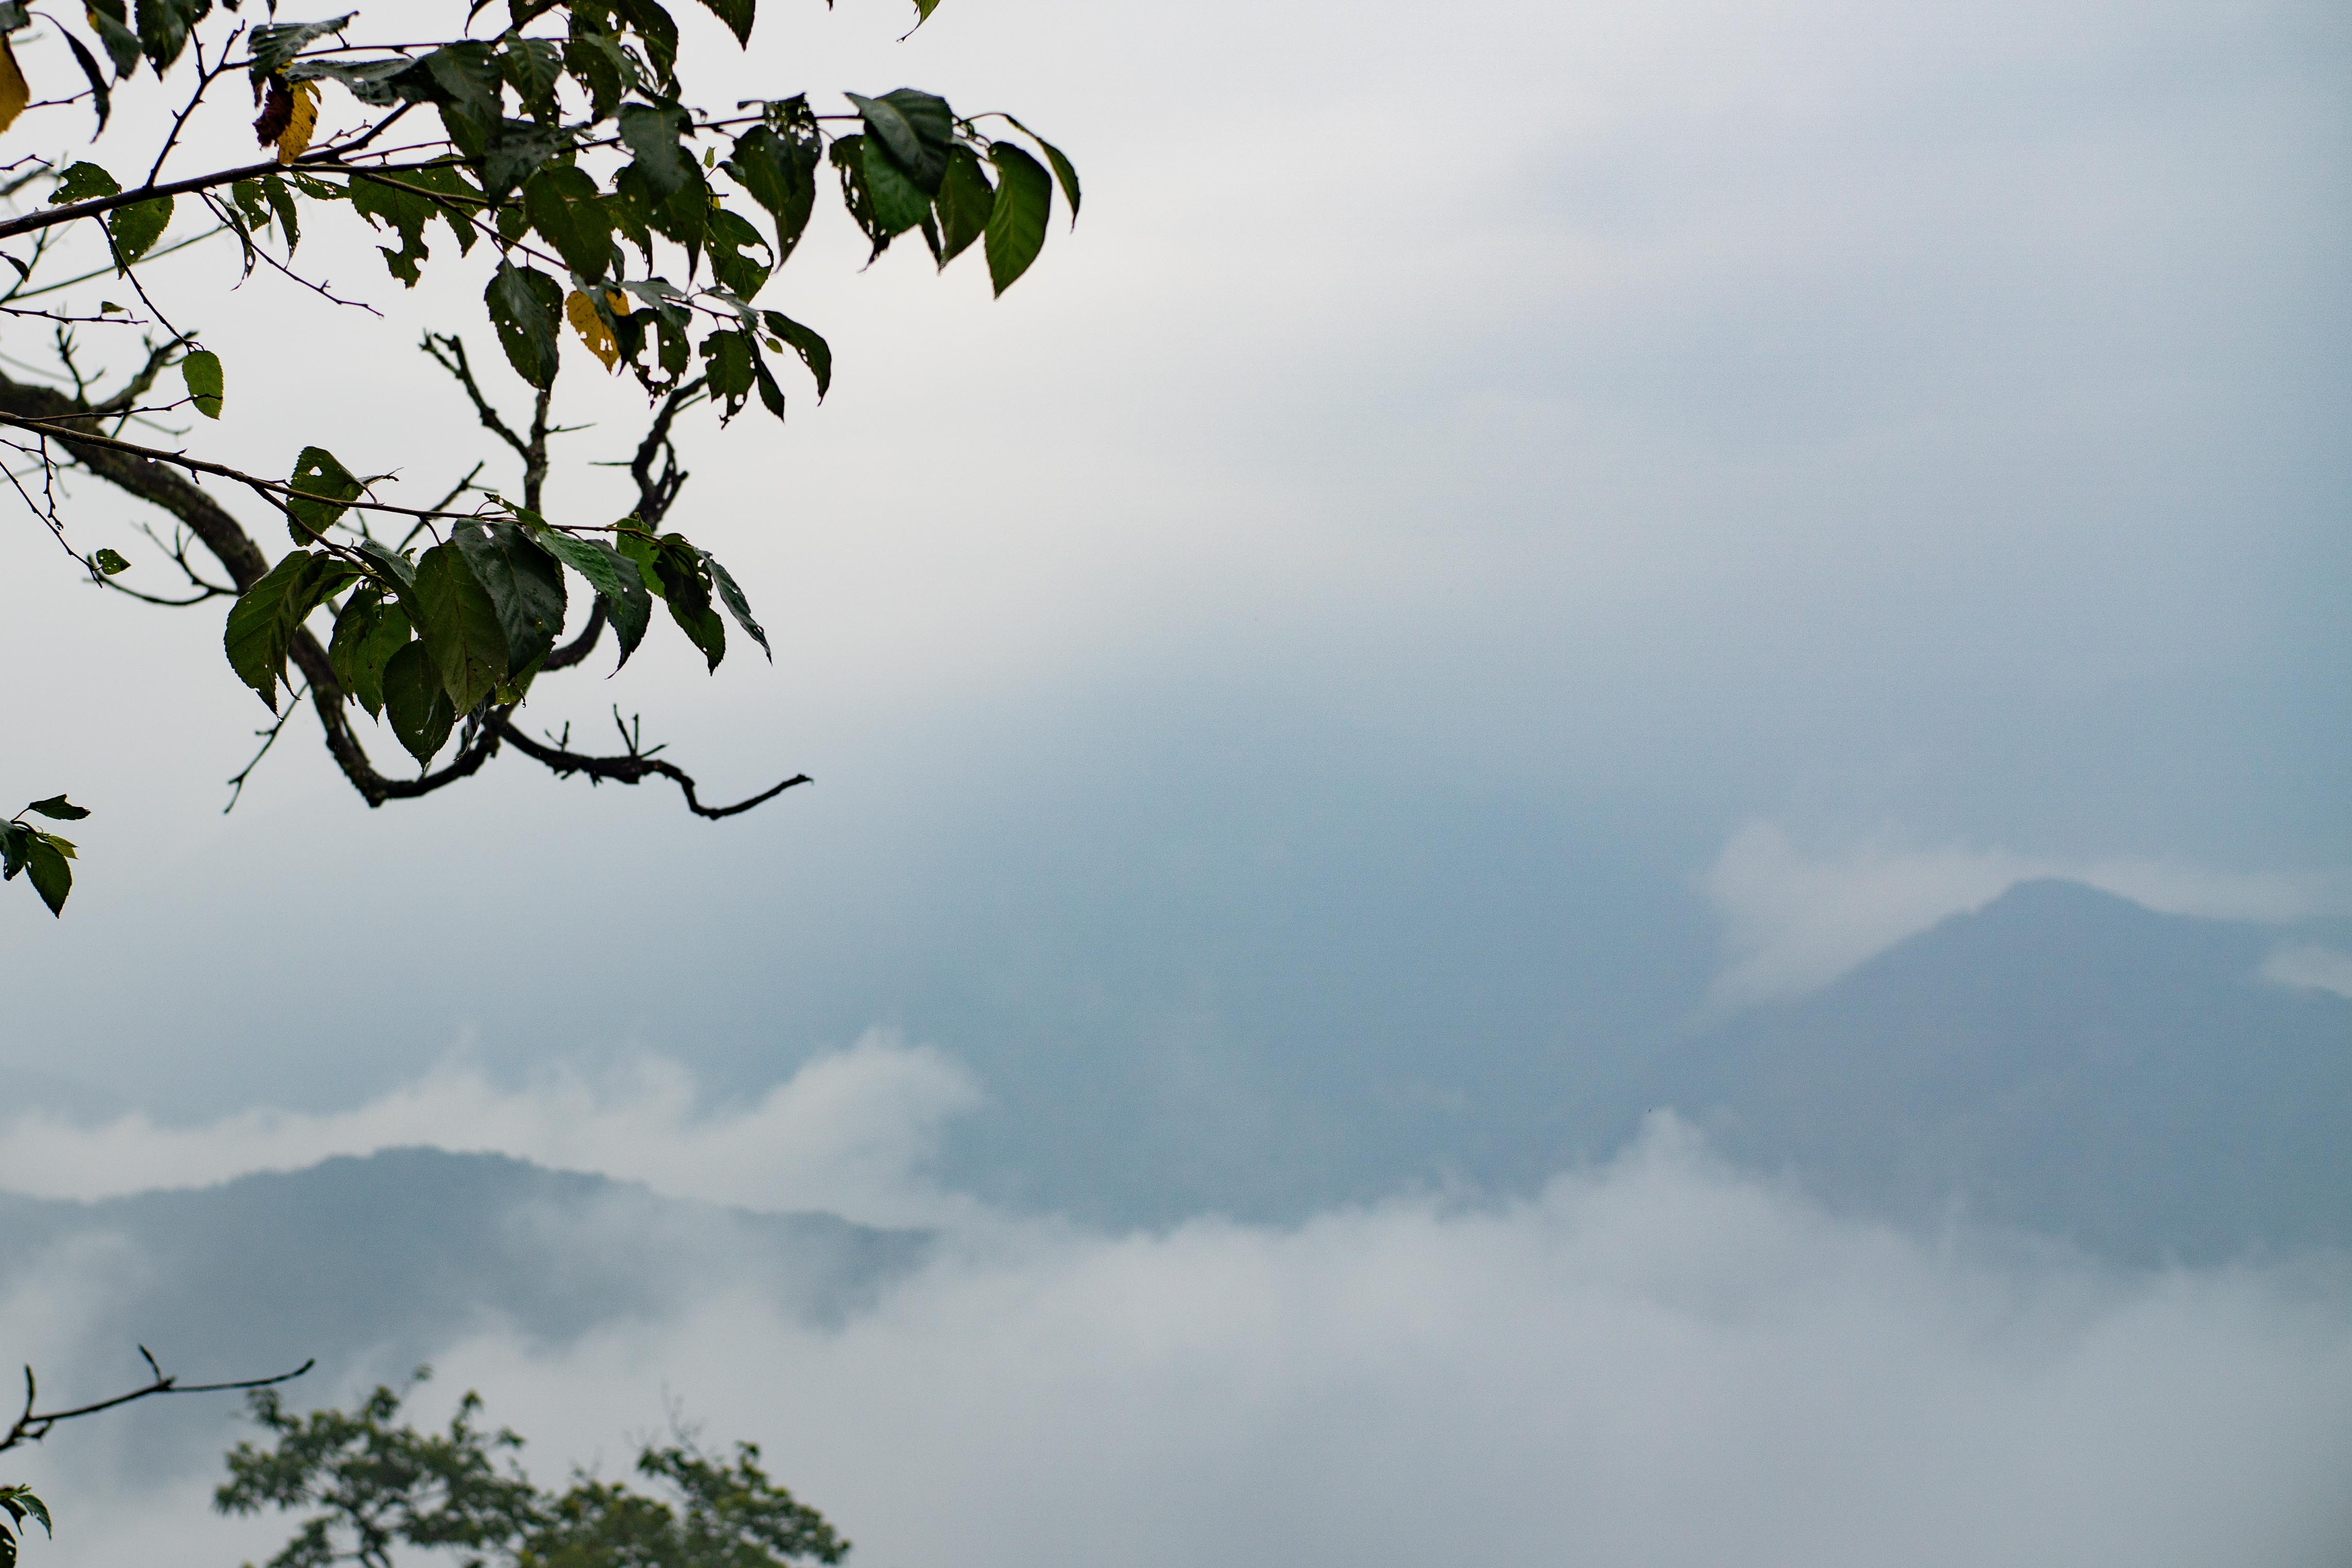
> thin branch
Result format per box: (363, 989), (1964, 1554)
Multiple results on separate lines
(0, 1352), (313, 1455)
(224, 679), (306, 812)
(493, 709), (811, 819)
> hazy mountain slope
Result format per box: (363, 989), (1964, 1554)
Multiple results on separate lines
(0, 1149), (925, 1476)
(1648, 880), (2352, 1262)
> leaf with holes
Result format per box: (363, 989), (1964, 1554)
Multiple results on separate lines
(486, 261), (563, 389)
(107, 194), (172, 266)
(287, 446), (361, 543)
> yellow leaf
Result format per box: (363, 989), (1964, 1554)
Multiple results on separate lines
(565, 290), (621, 373)
(276, 80), (321, 165)
(0, 39), (28, 138)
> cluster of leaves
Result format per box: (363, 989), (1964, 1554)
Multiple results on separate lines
(216, 1375), (846, 1568)
(0, 1486), (49, 1568)
(0, 0), (1080, 899)
(1, 796), (87, 917)
(224, 443), (766, 768)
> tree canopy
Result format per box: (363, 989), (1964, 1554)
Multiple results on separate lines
(216, 1374), (847, 1568)
(0, 0), (1078, 914)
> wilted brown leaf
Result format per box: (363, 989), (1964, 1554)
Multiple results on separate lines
(0, 39), (28, 138)
(253, 79), (293, 146)
(275, 80), (320, 164)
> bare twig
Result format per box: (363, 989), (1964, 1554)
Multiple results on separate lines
(0, 1351), (313, 1455)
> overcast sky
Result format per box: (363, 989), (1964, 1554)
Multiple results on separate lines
(2, 0), (2342, 1123)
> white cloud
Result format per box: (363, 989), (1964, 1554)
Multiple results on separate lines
(0, 1034), (981, 1227)
(11, 1116), (2350, 1568)
(2263, 945), (2352, 1002)
(1701, 821), (2352, 1009)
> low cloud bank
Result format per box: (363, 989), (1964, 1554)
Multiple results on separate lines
(9, 1112), (2349, 1568)
(0, 1034), (981, 1227)
(1702, 822), (2352, 1008)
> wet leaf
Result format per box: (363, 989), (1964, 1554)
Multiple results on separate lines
(92, 547), (130, 575)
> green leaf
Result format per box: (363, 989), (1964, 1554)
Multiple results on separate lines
(693, 0), (755, 46)
(704, 206), (770, 298)
(829, 135), (892, 262)
(618, 101), (693, 196)
(248, 14), (352, 85)
(481, 120), (576, 204)
(759, 311), (829, 398)
(933, 145), (992, 266)
(721, 114), (819, 265)
(411, 540), (510, 713)
(25, 836), (70, 916)
(83, 1), (139, 78)
(287, 446), (362, 542)
(381, 639), (455, 766)
(451, 519), (566, 678)
(0, 821), (28, 881)
(485, 261), (563, 390)
(622, 529), (726, 669)
(92, 547), (130, 575)
(107, 193), (172, 266)
(51, 161), (119, 204)
(358, 538), (417, 592)
(860, 134), (933, 239)
(846, 89), (952, 194)
(24, 795), (90, 820)
(328, 588), (410, 717)
(347, 171), (442, 285)
(700, 551), (769, 661)
(135, 0), (210, 76)
(422, 40), (502, 153)
(523, 165), (615, 282)
(223, 548), (353, 710)
(531, 529), (652, 667)
(983, 142), (1051, 296)
(260, 173), (300, 254)
(180, 348), (223, 418)
(996, 114), (1082, 223)
(497, 35), (563, 121)
(700, 328), (757, 422)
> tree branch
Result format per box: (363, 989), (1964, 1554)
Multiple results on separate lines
(0, 1350), (312, 1455)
